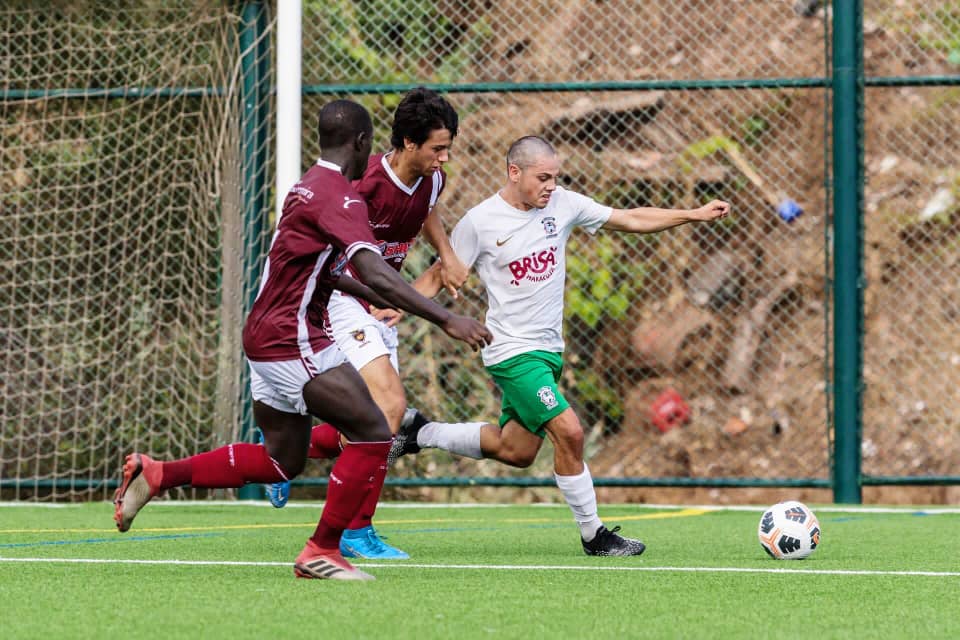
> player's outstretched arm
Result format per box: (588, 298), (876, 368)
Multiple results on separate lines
(602, 199), (730, 234)
(349, 249), (492, 350)
(422, 206), (468, 298)
(332, 275), (393, 309)
(332, 263), (444, 329)
(411, 261), (444, 299)
(364, 261), (447, 329)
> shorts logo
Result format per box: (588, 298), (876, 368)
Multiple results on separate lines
(352, 330), (366, 342)
(537, 385), (558, 409)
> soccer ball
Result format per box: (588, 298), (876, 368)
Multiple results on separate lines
(758, 501), (821, 560)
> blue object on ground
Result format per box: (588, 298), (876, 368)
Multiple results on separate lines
(777, 198), (803, 223)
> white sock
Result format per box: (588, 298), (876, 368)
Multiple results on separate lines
(554, 463), (604, 541)
(416, 421), (484, 459)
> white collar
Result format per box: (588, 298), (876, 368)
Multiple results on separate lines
(381, 151), (423, 195)
(316, 158), (342, 172)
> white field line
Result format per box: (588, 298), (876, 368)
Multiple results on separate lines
(3, 501), (959, 515)
(0, 556), (957, 577)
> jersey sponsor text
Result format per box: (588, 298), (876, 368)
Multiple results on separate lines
(508, 247), (558, 286)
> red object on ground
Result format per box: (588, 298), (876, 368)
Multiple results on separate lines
(650, 388), (691, 433)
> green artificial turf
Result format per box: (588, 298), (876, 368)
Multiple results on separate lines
(1, 502), (957, 639)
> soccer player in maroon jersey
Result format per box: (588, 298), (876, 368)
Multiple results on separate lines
(264, 89), (486, 560)
(111, 100), (492, 581)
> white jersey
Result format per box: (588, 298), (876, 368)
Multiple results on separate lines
(451, 186), (612, 366)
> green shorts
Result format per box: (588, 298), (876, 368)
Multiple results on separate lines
(485, 350), (569, 437)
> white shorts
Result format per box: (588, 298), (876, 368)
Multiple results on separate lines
(247, 345), (348, 415)
(327, 290), (400, 373)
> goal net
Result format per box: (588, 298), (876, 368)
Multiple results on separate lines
(0, 1), (275, 500)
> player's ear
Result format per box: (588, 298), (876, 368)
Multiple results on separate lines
(355, 129), (369, 151)
(507, 163), (521, 183)
(403, 137), (416, 152)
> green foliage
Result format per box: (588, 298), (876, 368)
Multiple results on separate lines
(916, 5), (960, 59)
(566, 233), (649, 330)
(564, 229), (656, 428)
(306, 0), (488, 85)
(741, 115), (770, 147)
(676, 135), (740, 174)
(570, 367), (623, 422)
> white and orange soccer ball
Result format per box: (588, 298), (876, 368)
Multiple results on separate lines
(758, 501), (821, 560)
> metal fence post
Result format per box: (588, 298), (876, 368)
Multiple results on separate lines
(238, 0), (270, 500)
(831, 0), (865, 504)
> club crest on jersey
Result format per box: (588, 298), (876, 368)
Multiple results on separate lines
(537, 385), (559, 409)
(508, 247), (558, 286)
(541, 216), (558, 238)
(352, 330), (366, 342)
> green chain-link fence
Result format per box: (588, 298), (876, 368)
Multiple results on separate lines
(861, 1), (960, 489)
(299, 0), (835, 497)
(1, 1), (957, 502)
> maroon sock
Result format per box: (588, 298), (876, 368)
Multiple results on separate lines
(307, 423), (343, 459)
(159, 459), (193, 490)
(347, 451), (389, 530)
(310, 440), (390, 549)
(182, 444), (290, 489)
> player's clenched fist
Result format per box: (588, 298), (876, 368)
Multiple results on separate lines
(696, 199), (731, 221)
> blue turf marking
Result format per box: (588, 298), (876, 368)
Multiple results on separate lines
(0, 533), (222, 549)
(827, 511), (935, 524)
(400, 526), (500, 534)
(389, 523), (569, 535)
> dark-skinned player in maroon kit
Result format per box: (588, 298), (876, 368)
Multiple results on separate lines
(112, 100), (492, 581)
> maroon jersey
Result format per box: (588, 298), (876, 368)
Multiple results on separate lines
(327, 152), (445, 309)
(242, 160), (380, 361)
(328, 152), (445, 274)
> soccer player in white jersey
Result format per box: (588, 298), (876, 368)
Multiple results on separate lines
(392, 135), (730, 556)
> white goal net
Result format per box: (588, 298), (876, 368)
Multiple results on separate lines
(0, 1), (275, 500)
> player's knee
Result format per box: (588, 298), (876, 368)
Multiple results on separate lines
(284, 457), (307, 478)
(552, 424), (585, 457)
(274, 451), (307, 478)
(377, 391), (407, 429)
(347, 409), (393, 443)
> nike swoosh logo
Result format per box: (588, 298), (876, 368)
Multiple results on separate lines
(496, 235), (513, 246)
(343, 197), (362, 209)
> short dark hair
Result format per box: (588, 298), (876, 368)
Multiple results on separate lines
(390, 87), (459, 149)
(317, 100), (372, 149)
(506, 135), (556, 170)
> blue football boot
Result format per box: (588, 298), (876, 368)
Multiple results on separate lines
(257, 429), (290, 508)
(265, 478), (290, 508)
(339, 525), (410, 559)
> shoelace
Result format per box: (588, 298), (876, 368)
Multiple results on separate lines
(365, 529), (390, 552)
